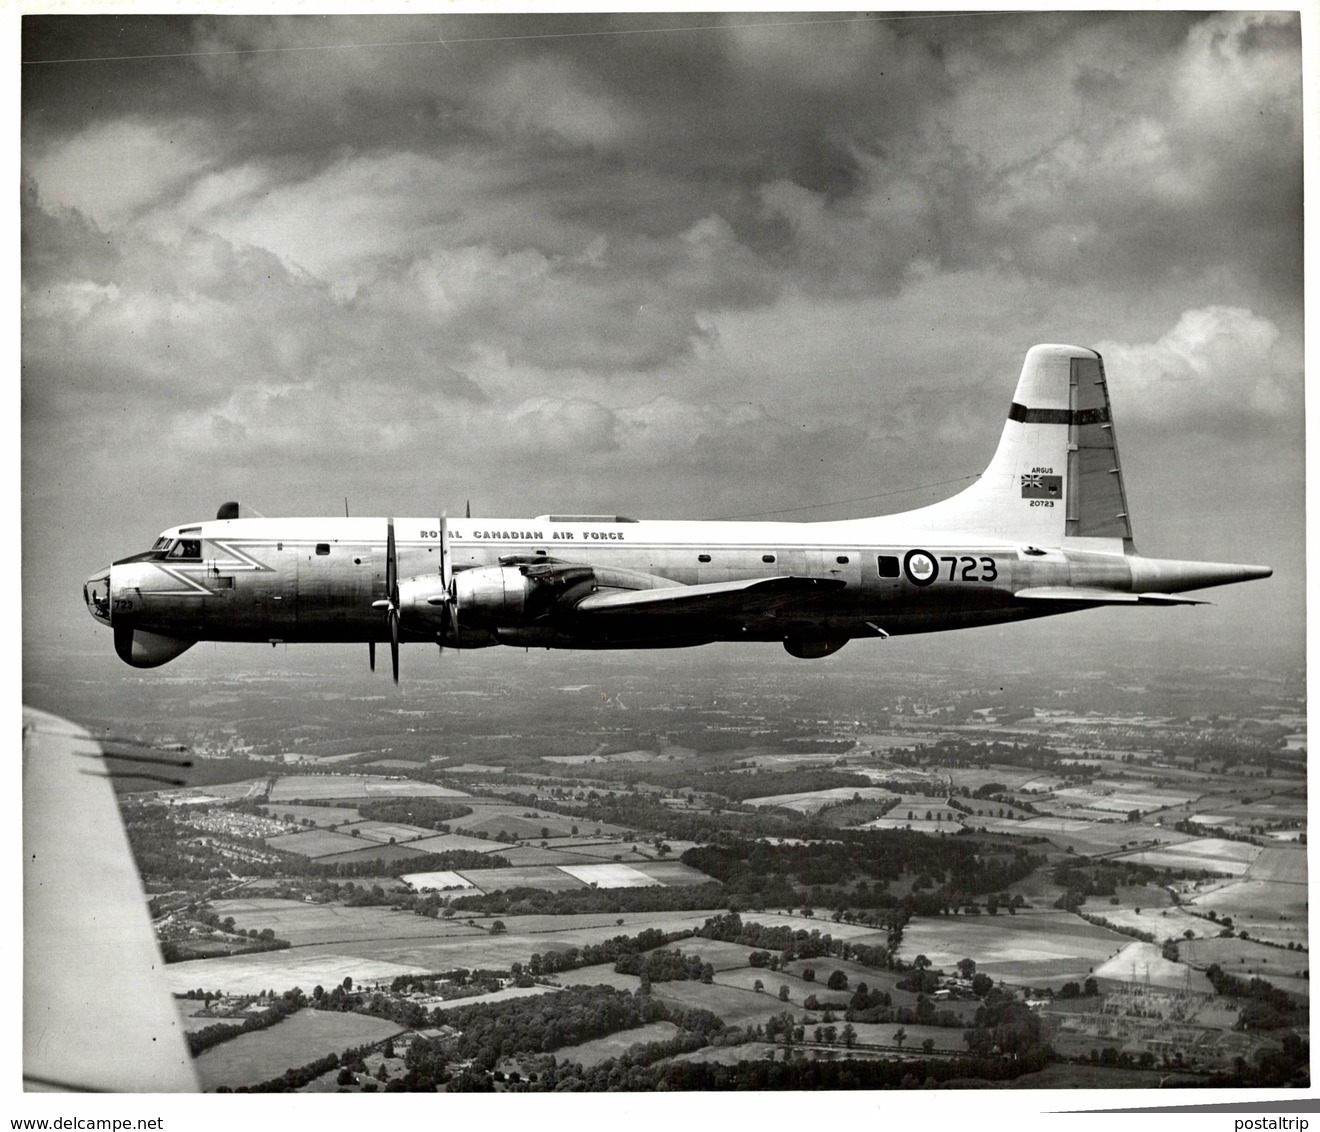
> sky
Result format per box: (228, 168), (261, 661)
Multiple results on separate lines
(19, 9), (1308, 675)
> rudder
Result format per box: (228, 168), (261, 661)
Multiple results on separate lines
(883, 344), (1134, 546)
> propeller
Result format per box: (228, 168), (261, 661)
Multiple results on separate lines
(371, 517), (401, 683)
(427, 513), (461, 654)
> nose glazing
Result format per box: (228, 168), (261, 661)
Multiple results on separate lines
(84, 567), (112, 624)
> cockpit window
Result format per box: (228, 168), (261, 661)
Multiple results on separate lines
(168, 539), (202, 559)
(152, 537), (173, 552)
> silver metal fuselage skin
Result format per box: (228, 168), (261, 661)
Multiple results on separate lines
(86, 513), (1220, 655)
(82, 345), (1273, 666)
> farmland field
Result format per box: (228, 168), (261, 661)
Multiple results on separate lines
(340, 820), (436, 843)
(1092, 942), (1214, 992)
(1187, 878), (1308, 947)
(651, 979), (799, 1027)
(452, 810), (579, 839)
(1078, 899), (1214, 941)
(260, 804), (363, 824)
(859, 817), (964, 834)
(545, 1022), (681, 1068)
(207, 898), (487, 945)
(1115, 838), (1260, 876)
(494, 846), (602, 866)
(1248, 846), (1307, 884)
(407, 833), (509, 855)
(550, 965), (643, 991)
(265, 829), (365, 857)
(455, 865), (587, 891)
(194, 1008), (406, 1090)
(975, 816), (1192, 856)
(744, 787), (896, 813)
(314, 843), (432, 867)
(165, 949), (433, 996)
(269, 776), (468, 801)
(557, 863), (660, 888)
(629, 861), (716, 886)
(399, 870), (477, 891)
(899, 911), (1130, 984)
(1051, 783), (1199, 814)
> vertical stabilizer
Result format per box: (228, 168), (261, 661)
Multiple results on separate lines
(883, 344), (1134, 546)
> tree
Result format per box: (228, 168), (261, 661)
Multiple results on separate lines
(922, 1038), (935, 1055)
(802, 967), (815, 982)
(893, 1026), (907, 1051)
(778, 985), (790, 1002)
(490, 920), (507, 935)
(753, 979), (764, 994)
(827, 970), (849, 991)
(957, 958), (977, 980)
(842, 1023), (856, 1049)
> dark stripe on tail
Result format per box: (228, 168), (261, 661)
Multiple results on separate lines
(1008, 403), (1110, 426)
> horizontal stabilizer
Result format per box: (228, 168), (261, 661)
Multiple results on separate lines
(1015, 586), (1209, 606)
(575, 575), (845, 618)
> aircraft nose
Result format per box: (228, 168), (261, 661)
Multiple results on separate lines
(84, 567), (112, 625)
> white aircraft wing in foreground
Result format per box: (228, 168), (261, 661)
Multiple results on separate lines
(23, 707), (198, 1092)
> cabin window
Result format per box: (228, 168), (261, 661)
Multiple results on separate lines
(315, 543), (331, 556)
(836, 555), (850, 565)
(762, 554), (776, 563)
(877, 555), (900, 578)
(168, 539), (201, 559)
(698, 554), (712, 563)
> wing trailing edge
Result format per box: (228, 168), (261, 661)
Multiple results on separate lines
(574, 575), (846, 619)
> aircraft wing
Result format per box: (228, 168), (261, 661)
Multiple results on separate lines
(1014, 587), (1210, 606)
(23, 707), (199, 1092)
(573, 575), (847, 619)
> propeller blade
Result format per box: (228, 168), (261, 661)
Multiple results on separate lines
(386, 517), (400, 683)
(438, 512), (461, 655)
(369, 641), (376, 672)
(386, 517), (398, 606)
(390, 613), (400, 684)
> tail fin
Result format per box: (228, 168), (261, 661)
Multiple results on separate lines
(886, 344), (1134, 547)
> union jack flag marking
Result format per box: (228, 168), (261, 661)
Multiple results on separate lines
(1020, 473), (1062, 499)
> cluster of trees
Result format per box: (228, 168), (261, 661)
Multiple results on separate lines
(503, 1045), (1051, 1091)
(1051, 860), (1163, 912)
(684, 834), (1041, 917)
(431, 984), (719, 1069)
(356, 798), (474, 829)
(614, 948), (714, 984)
(186, 989), (306, 1056)
(961, 988), (1046, 1059)
(448, 881), (726, 918)
(1204, 965), (1305, 1031)
(526, 927), (695, 977)
(697, 913), (896, 971)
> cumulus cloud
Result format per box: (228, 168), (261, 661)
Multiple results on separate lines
(25, 118), (216, 228)
(20, 13), (1304, 653)
(1099, 307), (1294, 423)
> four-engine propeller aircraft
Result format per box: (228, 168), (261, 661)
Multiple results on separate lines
(85, 344), (1271, 682)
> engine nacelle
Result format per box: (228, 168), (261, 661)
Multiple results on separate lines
(783, 637), (849, 659)
(113, 626), (196, 668)
(452, 566), (536, 624)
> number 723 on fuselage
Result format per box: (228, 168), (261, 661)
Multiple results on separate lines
(85, 345), (1271, 681)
